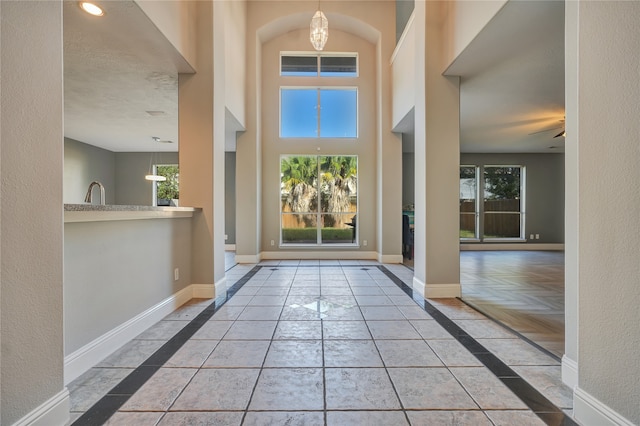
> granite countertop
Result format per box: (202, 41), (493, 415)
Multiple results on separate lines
(64, 204), (198, 223)
(64, 204), (196, 212)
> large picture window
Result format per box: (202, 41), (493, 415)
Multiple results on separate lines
(280, 88), (357, 138)
(281, 155), (358, 245)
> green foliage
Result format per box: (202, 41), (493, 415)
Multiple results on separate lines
(156, 165), (179, 200)
(282, 228), (353, 242)
(484, 166), (520, 200)
(460, 166), (476, 179)
(281, 156), (318, 189)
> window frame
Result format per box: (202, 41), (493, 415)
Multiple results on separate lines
(459, 165), (479, 241)
(459, 164), (526, 242)
(280, 51), (359, 77)
(482, 165), (525, 241)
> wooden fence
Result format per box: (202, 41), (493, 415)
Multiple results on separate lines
(460, 200), (521, 237)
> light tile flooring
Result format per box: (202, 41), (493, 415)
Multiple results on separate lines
(68, 261), (574, 425)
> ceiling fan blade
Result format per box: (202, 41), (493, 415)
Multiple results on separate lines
(528, 125), (563, 135)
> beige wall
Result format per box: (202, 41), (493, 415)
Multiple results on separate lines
(392, 13), (415, 129)
(260, 29), (377, 253)
(64, 138), (116, 204)
(64, 138), (179, 206)
(224, 0), (247, 128)
(135, 0), (198, 70)
(1, 1), (67, 424)
(567, 2), (640, 424)
(114, 152), (179, 206)
(441, 0), (507, 70)
(64, 218), (192, 355)
(238, 0), (400, 261)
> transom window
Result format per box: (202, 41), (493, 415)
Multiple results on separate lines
(281, 52), (358, 77)
(281, 155), (358, 246)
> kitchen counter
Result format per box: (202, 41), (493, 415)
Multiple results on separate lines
(64, 204), (198, 223)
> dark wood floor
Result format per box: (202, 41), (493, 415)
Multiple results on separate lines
(460, 250), (565, 358)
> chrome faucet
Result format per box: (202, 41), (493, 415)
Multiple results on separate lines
(84, 181), (105, 205)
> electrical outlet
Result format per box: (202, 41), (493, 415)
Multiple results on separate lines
(270, 239), (275, 246)
(535, 234), (540, 240)
(363, 239), (368, 246)
(174, 268), (179, 281)
(530, 234), (534, 240)
(225, 234), (228, 241)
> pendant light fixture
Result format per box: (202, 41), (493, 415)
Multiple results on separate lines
(310, 1), (328, 51)
(145, 137), (167, 182)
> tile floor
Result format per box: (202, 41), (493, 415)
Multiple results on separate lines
(68, 261), (575, 426)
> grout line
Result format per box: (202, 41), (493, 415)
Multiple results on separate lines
(71, 266), (262, 426)
(73, 262), (572, 425)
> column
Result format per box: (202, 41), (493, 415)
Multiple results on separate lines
(412, 1), (461, 298)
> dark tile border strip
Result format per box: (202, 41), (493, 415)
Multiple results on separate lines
(71, 266), (262, 426)
(377, 265), (577, 426)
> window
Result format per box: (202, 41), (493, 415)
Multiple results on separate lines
(154, 164), (179, 206)
(459, 165), (525, 241)
(280, 88), (357, 138)
(459, 166), (478, 239)
(281, 53), (358, 77)
(281, 155), (358, 245)
(483, 166), (524, 239)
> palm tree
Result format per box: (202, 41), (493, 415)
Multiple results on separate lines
(320, 156), (357, 226)
(280, 156), (318, 214)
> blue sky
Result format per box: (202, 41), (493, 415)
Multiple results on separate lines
(281, 88), (357, 138)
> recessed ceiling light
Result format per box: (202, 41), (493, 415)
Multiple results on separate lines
(79, 2), (104, 17)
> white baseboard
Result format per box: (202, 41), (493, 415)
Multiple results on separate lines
(225, 244), (236, 251)
(235, 254), (261, 264)
(412, 277), (461, 298)
(574, 386), (635, 426)
(214, 277), (227, 298)
(378, 254), (403, 264)
(460, 243), (564, 251)
(260, 251), (378, 260)
(413, 277), (426, 298)
(192, 284), (215, 299)
(11, 389), (69, 426)
(562, 355), (579, 389)
(64, 284), (207, 385)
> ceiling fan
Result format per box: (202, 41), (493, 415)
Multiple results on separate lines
(529, 118), (565, 138)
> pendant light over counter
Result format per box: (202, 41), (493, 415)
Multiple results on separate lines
(310, 2), (328, 51)
(145, 137), (167, 182)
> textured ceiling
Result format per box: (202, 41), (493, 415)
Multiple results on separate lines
(448, 0), (566, 153)
(63, 1), (191, 152)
